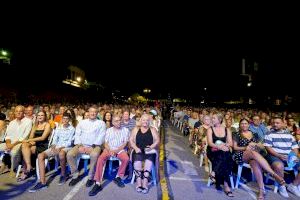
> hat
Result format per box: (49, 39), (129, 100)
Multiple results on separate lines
(149, 109), (157, 116)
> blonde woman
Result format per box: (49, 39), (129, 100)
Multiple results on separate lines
(130, 114), (160, 194)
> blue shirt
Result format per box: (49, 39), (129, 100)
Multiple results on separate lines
(52, 124), (75, 148)
(249, 123), (268, 142)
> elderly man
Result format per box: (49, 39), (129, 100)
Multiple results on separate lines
(0, 105), (32, 175)
(89, 115), (130, 196)
(67, 106), (106, 187)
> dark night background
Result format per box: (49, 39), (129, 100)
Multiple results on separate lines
(0, 11), (299, 108)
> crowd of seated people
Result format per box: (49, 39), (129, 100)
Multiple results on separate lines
(171, 106), (300, 199)
(0, 102), (162, 197)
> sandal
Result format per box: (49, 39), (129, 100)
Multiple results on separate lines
(257, 188), (265, 200)
(271, 173), (286, 185)
(136, 186), (144, 193)
(17, 169), (34, 182)
(224, 190), (234, 197)
(142, 187), (149, 194)
(209, 174), (216, 184)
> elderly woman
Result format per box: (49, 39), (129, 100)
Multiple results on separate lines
(18, 111), (51, 181)
(130, 114), (160, 194)
(207, 113), (234, 197)
(233, 118), (285, 200)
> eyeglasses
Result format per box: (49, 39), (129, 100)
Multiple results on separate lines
(62, 117), (70, 120)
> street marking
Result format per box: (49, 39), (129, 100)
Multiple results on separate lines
(63, 176), (88, 200)
(239, 183), (257, 200)
(158, 126), (173, 200)
(169, 176), (207, 182)
(181, 161), (198, 176)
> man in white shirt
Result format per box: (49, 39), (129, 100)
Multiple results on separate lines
(88, 115), (129, 196)
(67, 106), (106, 187)
(0, 105), (32, 174)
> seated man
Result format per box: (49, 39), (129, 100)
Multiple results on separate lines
(264, 116), (300, 198)
(0, 105), (32, 175)
(67, 106), (106, 187)
(28, 113), (75, 192)
(89, 116), (130, 196)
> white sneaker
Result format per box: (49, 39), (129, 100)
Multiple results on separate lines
(279, 185), (289, 198)
(287, 184), (300, 197)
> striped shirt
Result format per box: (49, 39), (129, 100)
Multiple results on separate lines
(105, 127), (129, 151)
(120, 119), (136, 132)
(264, 128), (298, 155)
(52, 124), (75, 148)
(74, 119), (106, 146)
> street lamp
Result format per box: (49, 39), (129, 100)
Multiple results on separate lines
(1, 50), (8, 56)
(0, 49), (10, 64)
(143, 88), (151, 94)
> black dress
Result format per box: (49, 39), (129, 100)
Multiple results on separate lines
(133, 128), (156, 163)
(34, 129), (49, 155)
(207, 127), (233, 186)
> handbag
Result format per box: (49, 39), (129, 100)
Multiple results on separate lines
(144, 148), (157, 154)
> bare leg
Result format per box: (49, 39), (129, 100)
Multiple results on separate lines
(21, 143), (34, 171)
(243, 150), (285, 185)
(133, 161), (142, 189)
(38, 152), (48, 184)
(142, 160), (153, 189)
(248, 160), (264, 199)
(59, 150), (67, 177)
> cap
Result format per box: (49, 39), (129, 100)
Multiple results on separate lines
(149, 109), (157, 116)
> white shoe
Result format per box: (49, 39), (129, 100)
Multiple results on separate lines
(287, 184), (300, 197)
(279, 185), (289, 198)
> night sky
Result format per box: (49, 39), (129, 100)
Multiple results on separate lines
(1, 14), (299, 102)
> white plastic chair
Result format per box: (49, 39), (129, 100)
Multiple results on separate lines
(235, 162), (255, 188)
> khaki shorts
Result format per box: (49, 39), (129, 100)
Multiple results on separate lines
(44, 147), (72, 158)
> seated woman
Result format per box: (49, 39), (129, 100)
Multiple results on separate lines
(233, 118), (285, 200)
(130, 114), (160, 194)
(207, 113), (234, 197)
(103, 111), (113, 128)
(18, 111), (51, 181)
(196, 115), (211, 172)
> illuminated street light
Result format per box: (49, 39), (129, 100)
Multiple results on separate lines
(247, 82), (252, 87)
(143, 88), (151, 93)
(76, 77), (82, 82)
(1, 50), (8, 56)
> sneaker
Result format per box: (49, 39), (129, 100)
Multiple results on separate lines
(69, 177), (80, 187)
(278, 185), (289, 198)
(287, 184), (300, 197)
(28, 182), (47, 193)
(86, 179), (95, 187)
(58, 176), (67, 185)
(113, 177), (125, 188)
(88, 184), (102, 196)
